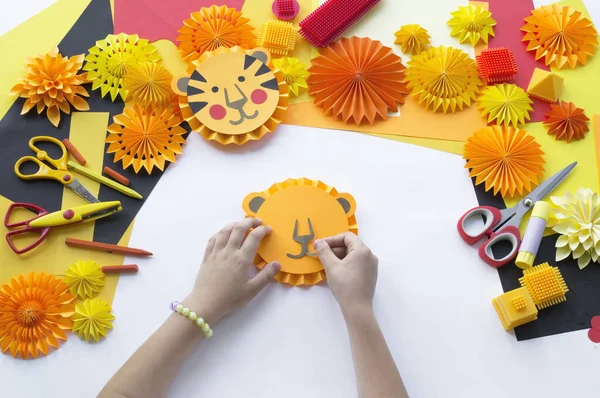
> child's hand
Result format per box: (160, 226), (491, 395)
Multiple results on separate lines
(314, 233), (378, 314)
(184, 218), (280, 325)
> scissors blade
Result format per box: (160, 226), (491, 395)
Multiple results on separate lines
(67, 179), (100, 203)
(499, 162), (577, 229)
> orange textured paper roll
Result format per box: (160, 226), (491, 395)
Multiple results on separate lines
(102, 265), (138, 273)
(103, 166), (130, 186)
(62, 138), (87, 165)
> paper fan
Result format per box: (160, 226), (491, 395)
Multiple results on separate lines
(0, 273), (75, 359)
(405, 46), (482, 113)
(463, 125), (545, 198)
(477, 83), (533, 128)
(106, 105), (186, 173)
(550, 188), (600, 269)
(9, 47), (89, 127)
(63, 260), (105, 299)
(273, 57), (309, 97)
(394, 24), (431, 55)
(174, 46), (289, 145)
(72, 298), (115, 342)
(522, 4), (598, 69)
(83, 33), (161, 101)
(242, 178), (358, 286)
(307, 36), (408, 125)
(177, 5), (256, 64)
(124, 62), (174, 110)
(448, 4), (496, 46)
(543, 101), (590, 143)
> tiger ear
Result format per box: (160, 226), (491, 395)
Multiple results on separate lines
(172, 75), (189, 96)
(335, 193), (356, 217)
(249, 48), (271, 65)
(242, 192), (267, 217)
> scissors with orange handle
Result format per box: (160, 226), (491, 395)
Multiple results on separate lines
(457, 162), (576, 267)
(14, 136), (99, 203)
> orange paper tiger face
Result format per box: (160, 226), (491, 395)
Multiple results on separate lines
(173, 48), (281, 135)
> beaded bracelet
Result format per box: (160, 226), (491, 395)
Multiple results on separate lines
(169, 301), (213, 338)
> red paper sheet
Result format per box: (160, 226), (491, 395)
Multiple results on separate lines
(113, 0), (246, 43)
(487, 0), (551, 122)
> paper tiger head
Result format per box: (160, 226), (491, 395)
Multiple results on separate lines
(173, 47), (288, 144)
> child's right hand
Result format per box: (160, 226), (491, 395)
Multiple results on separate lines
(314, 233), (378, 314)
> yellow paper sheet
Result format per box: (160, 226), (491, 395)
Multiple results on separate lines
(595, 115), (600, 189)
(0, 112), (133, 305)
(0, 0), (90, 120)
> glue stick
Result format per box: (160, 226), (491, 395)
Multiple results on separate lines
(515, 201), (551, 269)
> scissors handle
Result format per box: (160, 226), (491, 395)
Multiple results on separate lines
(4, 202), (52, 255)
(478, 226), (521, 268)
(14, 136), (73, 185)
(457, 206), (502, 245)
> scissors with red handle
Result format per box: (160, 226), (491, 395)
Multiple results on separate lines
(457, 162), (577, 267)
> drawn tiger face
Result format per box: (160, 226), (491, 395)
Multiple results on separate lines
(173, 48), (280, 136)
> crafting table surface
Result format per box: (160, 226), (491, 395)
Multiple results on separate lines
(1, 0), (600, 397)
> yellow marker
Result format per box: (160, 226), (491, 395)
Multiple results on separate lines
(67, 161), (143, 200)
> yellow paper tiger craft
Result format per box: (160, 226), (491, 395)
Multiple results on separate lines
(173, 46), (289, 145)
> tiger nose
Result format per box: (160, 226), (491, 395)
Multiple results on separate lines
(224, 85), (247, 109)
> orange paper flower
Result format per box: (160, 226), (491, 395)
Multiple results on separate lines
(543, 101), (590, 143)
(0, 273), (75, 359)
(177, 5), (256, 64)
(106, 105), (187, 174)
(124, 62), (174, 110)
(9, 47), (89, 127)
(464, 126), (545, 198)
(307, 36), (408, 125)
(522, 4), (598, 69)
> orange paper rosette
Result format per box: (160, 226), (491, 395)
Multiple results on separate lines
(0, 273), (75, 359)
(177, 5), (256, 64)
(106, 105), (187, 174)
(463, 126), (545, 198)
(307, 36), (408, 125)
(543, 101), (590, 143)
(522, 4), (598, 69)
(9, 47), (89, 127)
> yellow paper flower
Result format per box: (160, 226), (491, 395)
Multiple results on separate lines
(477, 83), (533, 128)
(522, 4), (598, 69)
(0, 273), (75, 359)
(106, 105), (187, 174)
(550, 188), (600, 269)
(63, 260), (105, 299)
(177, 5), (256, 64)
(448, 4), (496, 46)
(124, 62), (174, 110)
(394, 24), (431, 54)
(464, 126), (545, 198)
(272, 57), (309, 97)
(72, 298), (115, 342)
(405, 46), (482, 113)
(83, 33), (161, 101)
(9, 47), (89, 127)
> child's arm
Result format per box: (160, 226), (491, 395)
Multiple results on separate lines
(98, 218), (280, 398)
(314, 233), (409, 398)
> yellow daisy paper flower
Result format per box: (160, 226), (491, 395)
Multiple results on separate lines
(448, 4), (496, 46)
(9, 47), (89, 127)
(272, 57), (309, 97)
(63, 260), (104, 299)
(477, 83), (533, 128)
(72, 298), (115, 342)
(124, 62), (174, 110)
(394, 24), (431, 54)
(550, 188), (600, 269)
(83, 33), (161, 101)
